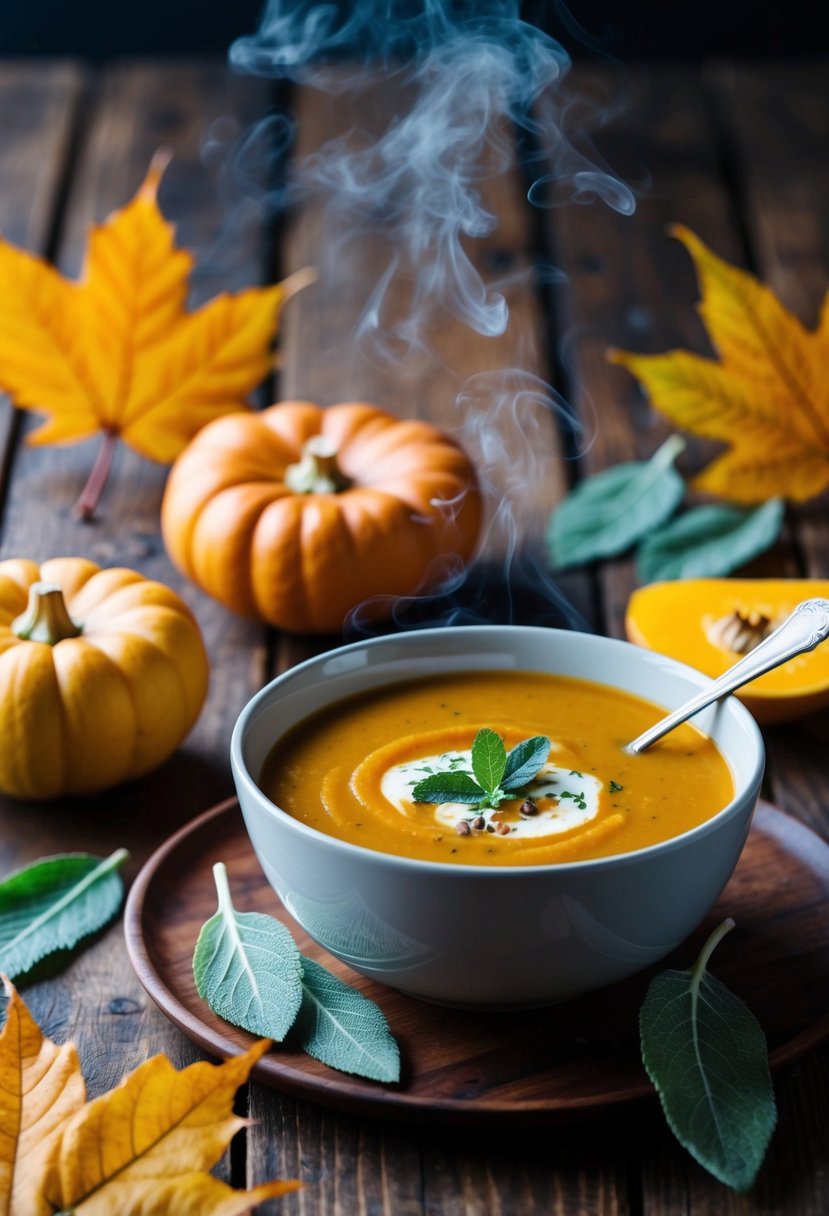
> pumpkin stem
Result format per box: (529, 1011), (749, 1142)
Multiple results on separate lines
(12, 582), (83, 644)
(284, 435), (352, 495)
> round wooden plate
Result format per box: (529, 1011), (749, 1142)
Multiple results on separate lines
(125, 798), (829, 1126)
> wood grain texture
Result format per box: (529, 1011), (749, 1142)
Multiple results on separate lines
(0, 62), (85, 544)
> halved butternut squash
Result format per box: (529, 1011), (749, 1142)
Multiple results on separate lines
(625, 578), (829, 724)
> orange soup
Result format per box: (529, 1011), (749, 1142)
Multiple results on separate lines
(260, 671), (734, 866)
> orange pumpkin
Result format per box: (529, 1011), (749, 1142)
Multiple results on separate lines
(0, 557), (209, 798)
(160, 401), (483, 634)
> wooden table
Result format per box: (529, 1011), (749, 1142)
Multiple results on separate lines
(2, 54), (828, 1214)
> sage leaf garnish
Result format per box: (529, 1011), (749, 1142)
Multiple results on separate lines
(294, 956), (400, 1083)
(547, 434), (686, 570)
(637, 498), (784, 583)
(0, 848), (128, 981)
(471, 727), (507, 795)
(193, 864), (402, 1083)
(640, 918), (776, 1191)
(410, 770), (486, 804)
(193, 862), (303, 1041)
(412, 728), (551, 809)
(501, 736), (552, 791)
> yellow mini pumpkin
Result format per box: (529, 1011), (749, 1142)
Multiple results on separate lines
(160, 400), (483, 634)
(0, 557), (209, 799)
(626, 577), (829, 724)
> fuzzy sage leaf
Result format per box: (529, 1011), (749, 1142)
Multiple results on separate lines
(0, 849), (128, 980)
(193, 862), (303, 1041)
(640, 919), (776, 1191)
(410, 770), (485, 804)
(547, 434), (686, 570)
(470, 728), (506, 794)
(501, 736), (552, 791)
(637, 498), (784, 583)
(193, 864), (402, 1083)
(294, 956), (400, 1083)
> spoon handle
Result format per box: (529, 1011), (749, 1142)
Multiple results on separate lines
(627, 597), (829, 754)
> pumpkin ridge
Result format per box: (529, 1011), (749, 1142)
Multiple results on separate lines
(251, 494), (312, 629)
(8, 644), (65, 799)
(81, 637), (143, 773)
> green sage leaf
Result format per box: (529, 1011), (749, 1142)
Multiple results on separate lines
(295, 956), (400, 1083)
(640, 919), (776, 1191)
(547, 435), (686, 570)
(637, 498), (784, 583)
(0, 849), (128, 980)
(470, 728), (507, 794)
(501, 735), (551, 791)
(193, 862), (303, 1041)
(412, 770), (483, 804)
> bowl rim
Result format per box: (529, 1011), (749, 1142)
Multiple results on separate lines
(230, 624), (765, 877)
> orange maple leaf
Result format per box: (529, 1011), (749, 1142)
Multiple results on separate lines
(0, 976), (300, 1215)
(0, 150), (312, 519)
(610, 225), (829, 504)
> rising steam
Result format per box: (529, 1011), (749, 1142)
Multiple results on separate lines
(230, 0), (633, 350)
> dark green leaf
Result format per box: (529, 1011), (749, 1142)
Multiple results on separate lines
(637, 498), (784, 583)
(193, 862), (303, 1040)
(501, 735), (551, 791)
(411, 770), (483, 804)
(294, 956), (400, 1083)
(0, 849), (128, 981)
(547, 435), (686, 570)
(470, 728), (507, 794)
(640, 920), (776, 1191)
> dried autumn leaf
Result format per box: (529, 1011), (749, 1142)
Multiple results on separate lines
(0, 975), (86, 1216)
(611, 225), (829, 504)
(0, 975), (300, 1216)
(0, 149), (312, 519)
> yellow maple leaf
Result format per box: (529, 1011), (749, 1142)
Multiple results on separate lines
(0, 976), (86, 1216)
(0, 976), (300, 1215)
(610, 224), (829, 504)
(0, 150), (312, 519)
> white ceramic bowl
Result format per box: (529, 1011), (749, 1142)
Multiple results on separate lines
(230, 625), (764, 1009)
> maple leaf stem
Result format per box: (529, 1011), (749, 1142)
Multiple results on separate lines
(74, 430), (119, 522)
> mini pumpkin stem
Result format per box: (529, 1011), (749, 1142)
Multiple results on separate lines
(284, 435), (352, 495)
(12, 582), (83, 644)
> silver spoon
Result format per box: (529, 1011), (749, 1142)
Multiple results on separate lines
(627, 597), (829, 754)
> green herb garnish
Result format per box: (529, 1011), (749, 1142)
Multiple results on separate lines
(640, 918), (776, 1190)
(609, 780), (624, 793)
(412, 728), (551, 810)
(194, 863), (400, 1083)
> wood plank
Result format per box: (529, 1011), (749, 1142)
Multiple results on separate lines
(0, 62), (85, 540)
(0, 62), (273, 1115)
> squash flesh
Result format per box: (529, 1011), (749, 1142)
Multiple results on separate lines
(625, 578), (829, 723)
